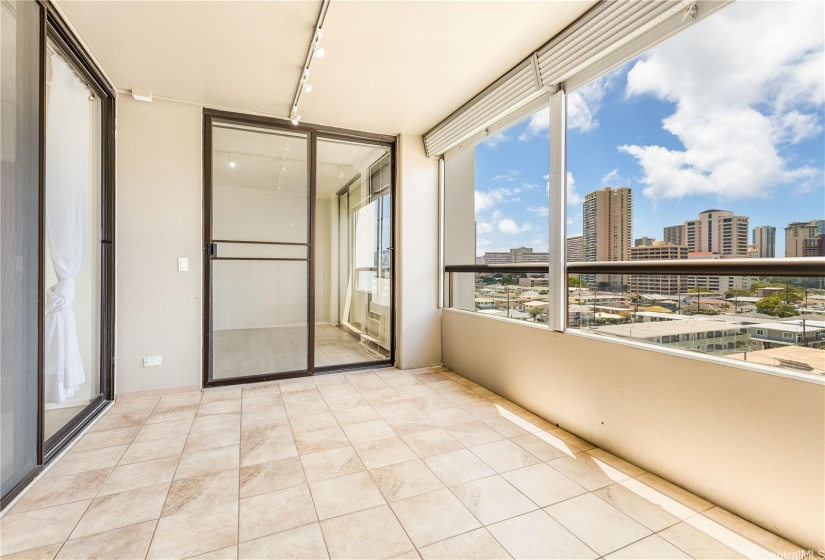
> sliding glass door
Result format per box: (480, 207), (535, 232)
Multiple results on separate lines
(1, 1), (115, 507)
(315, 138), (392, 369)
(42, 37), (105, 444)
(206, 121), (311, 382)
(1, 0), (40, 502)
(203, 114), (394, 385)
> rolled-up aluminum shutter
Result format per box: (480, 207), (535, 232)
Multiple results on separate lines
(423, 58), (542, 158)
(536, 0), (690, 87)
(424, 0), (730, 158)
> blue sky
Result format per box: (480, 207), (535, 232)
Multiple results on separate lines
(472, 1), (825, 258)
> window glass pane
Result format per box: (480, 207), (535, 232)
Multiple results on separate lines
(209, 123), (310, 380)
(43, 39), (103, 440)
(1, 0), (40, 498)
(566, 0), (825, 379)
(444, 107), (551, 324)
(314, 139), (392, 368)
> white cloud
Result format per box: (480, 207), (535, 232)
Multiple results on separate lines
(529, 237), (549, 252)
(600, 168), (629, 187)
(519, 109), (550, 141)
(497, 218), (533, 235)
(491, 170), (520, 182)
(620, 1), (824, 200)
(567, 171), (582, 206)
(482, 131), (511, 149)
(475, 187), (520, 213)
(476, 221), (493, 234)
(567, 67), (622, 133)
(526, 206), (550, 217)
(540, 172), (582, 206)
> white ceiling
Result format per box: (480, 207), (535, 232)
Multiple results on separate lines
(58, 0), (594, 136)
(213, 124), (385, 197)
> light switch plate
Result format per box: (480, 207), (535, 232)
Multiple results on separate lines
(178, 257), (189, 272)
(143, 355), (162, 367)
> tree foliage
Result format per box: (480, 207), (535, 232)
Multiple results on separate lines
(756, 295), (800, 317)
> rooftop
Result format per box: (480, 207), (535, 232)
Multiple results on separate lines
(594, 320), (744, 338)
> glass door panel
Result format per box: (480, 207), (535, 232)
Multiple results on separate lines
(42, 38), (103, 442)
(1, 0), (40, 498)
(208, 122), (310, 381)
(315, 138), (392, 369)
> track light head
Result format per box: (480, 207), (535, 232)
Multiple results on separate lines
(228, 153), (236, 168)
(313, 42), (325, 59)
(301, 79), (313, 93)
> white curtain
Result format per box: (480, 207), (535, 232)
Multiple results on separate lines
(44, 53), (89, 404)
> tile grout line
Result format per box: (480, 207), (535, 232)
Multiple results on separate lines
(142, 391), (201, 560)
(296, 376), (336, 560)
(5, 368), (800, 559)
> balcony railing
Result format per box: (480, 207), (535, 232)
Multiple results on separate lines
(443, 258), (825, 379)
(445, 257), (825, 277)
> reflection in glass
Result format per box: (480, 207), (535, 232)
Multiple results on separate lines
(43, 39), (102, 440)
(209, 123), (309, 379)
(1, 0), (40, 497)
(315, 139), (392, 368)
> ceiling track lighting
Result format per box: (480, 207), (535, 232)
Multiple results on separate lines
(228, 153), (236, 168)
(280, 158), (288, 173)
(338, 166), (345, 179)
(301, 71), (313, 93)
(289, 0), (329, 126)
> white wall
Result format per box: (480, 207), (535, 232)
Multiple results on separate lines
(115, 107), (442, 390)
(397, 134), (441, 369)
(211, 187), (308, 331)
(115, 97), (202, 394)
(442, 309), (825, 550)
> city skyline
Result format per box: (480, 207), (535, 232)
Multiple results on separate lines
(472, 1), (824, 258)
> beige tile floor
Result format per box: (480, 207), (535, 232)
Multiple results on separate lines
(0, 367), (807, 560)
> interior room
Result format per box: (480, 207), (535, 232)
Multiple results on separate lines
(1, 0), (823, 558)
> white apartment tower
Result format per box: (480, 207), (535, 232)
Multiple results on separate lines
(682, 209), (749, 257)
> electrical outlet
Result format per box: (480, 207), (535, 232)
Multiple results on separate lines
(143, 355), (162, 368)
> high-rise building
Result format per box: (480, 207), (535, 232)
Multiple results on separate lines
(679, 210), (749, 257)
(634, 236), (654, 247)
(582, 186), (632, 289)
(785, 220), (825, 257)
(629, 242), (688, 295)
(663, 224), (684, 246)
(566, 235), (583, 262)
(802, 234), (825, 257)
(752, 226), (776, 258)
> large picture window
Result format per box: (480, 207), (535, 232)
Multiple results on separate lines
(442, 0), (825, 380)
(444, 104), (552, 324)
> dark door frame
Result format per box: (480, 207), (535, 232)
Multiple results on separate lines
(1, 0), (116, 509)
(202, 109), (397, 387)
(40, 2), (117, 463)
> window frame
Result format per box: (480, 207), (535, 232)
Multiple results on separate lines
(439, 0), (825, 386)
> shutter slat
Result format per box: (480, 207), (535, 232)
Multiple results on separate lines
(423, 0), (714, 158)
(424, 60), (539, 157)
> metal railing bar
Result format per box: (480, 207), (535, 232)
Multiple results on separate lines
(445, 258), (825, 277)
(213, 239), (309, 247)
